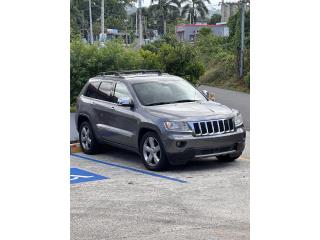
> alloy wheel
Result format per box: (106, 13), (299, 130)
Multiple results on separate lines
(143, 136), (161, 167)
(80, 125), (92, 151)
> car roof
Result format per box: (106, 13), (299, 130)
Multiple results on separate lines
(89, 72), (184, 84)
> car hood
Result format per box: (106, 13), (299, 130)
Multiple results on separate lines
(145, 101), (234, 121)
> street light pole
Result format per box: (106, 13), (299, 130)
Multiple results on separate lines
(88, 0), (94, 44)
(239, 0), (245, 78)
(135, 10), (138, 36)
(101, 0), (104, 34)
(124, 19), (129, 47)
(138, 0), (143, 48)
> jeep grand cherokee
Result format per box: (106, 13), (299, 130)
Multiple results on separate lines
(75, 70), (246, 171)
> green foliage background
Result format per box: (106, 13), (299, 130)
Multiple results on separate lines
(70, 37), (205, 104)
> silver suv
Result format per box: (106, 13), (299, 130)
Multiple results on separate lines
(75, 70), (246, 171)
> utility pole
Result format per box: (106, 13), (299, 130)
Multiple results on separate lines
(101, 0), (104, 34)
(124, 19), (129, 47)
(239, 0), (245, 78)
(135, 11), (138, 35)
(138, 0), (143, 48)
(88, 0), (94, 44)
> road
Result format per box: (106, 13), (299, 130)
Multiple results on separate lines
(71, 151), (249, 240)
(70, 86), (250, 141)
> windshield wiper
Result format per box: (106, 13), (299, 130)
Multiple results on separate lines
(146, 102), (171, 106)
(170, 99), (198, 103)
(146, 100), (198, 106)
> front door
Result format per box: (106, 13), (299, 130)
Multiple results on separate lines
(110, 82), (139, 148)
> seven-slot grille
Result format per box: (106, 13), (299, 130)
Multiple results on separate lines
(190, 118), (235, 136)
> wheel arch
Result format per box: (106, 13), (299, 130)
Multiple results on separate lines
(137, 124), (162, 150)
(77, 114), (91, 131)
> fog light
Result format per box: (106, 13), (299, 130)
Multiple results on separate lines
(176, 141), (186, 148)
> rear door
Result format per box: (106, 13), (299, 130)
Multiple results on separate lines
(90, 80), (118, 142)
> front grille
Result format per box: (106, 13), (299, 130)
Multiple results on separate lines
(190, 118), (235, 136)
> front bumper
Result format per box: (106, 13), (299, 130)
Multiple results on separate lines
(162, 127), (246, 165)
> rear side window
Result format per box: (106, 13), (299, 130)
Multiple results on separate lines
(97, 81), (115, 102)
(85, 81), (101, 99)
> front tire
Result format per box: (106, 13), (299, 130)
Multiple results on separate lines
(139, 132), (169, 171)
(79, 121), (100, 154)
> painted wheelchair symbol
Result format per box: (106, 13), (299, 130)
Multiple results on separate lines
(70, 167), (108, 184)
(70, 174), (94, 181)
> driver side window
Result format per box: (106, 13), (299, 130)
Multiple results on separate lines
(114, 82), (131, 103)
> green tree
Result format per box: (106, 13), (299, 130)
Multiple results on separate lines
(208, 13), (221, 24)
(227, 10), (250, 49)
(181, 0), (211, 24)
(149, 0), (181, 35)
(70, 0), (135, 39)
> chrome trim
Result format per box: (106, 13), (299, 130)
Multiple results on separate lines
(194, 150), (237, 158)
(190, 118), (235, 137)
(225, 119), (230, 133)
(96, 123), (134, 137)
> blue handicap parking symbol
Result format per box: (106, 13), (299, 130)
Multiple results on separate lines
(70, 167), (108, 184)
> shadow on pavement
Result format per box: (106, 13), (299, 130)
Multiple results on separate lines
(96, 144), (237, 173)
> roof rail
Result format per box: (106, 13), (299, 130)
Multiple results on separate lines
(98, 71), (121, 77)
(98, 69), (162, 77)
(117, 70), (163, 75)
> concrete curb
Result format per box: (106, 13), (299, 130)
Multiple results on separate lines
(241, 131), (250, 160)
(70, 142), (82, 153)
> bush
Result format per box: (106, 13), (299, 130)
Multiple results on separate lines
(158, 43), (205, 84)
(195, 24), (249, 92)
(244, 72), (250, 88)
(70, 40), (144, 103)
(70, 39), (205, 104)
(139, 49), (164, 70)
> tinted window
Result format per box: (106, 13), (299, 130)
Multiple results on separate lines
(98, 81), (115, 102)
(114, 82), (131, 103)
(85, 81), (101, 99)
(132, 79), (206, 106)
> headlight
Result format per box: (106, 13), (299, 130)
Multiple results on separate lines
(164, 121), (191, 132)
(232, 109), (243, 127)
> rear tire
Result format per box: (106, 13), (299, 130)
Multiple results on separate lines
(79, 121), (100, 154)
(139, 132), (169, 171)
(216, 153), (241, 162)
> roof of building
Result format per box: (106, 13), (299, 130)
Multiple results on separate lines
(176, 23), (227, 28)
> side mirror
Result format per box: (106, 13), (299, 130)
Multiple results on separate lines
(201, 90), (216, 101)
(201, 90), (209, 97)
(117, 97), (134, 107)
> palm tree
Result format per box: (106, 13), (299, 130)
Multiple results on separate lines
(149, 0), (181, 35)
(181, 0), (211, 24)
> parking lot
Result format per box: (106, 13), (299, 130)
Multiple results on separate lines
(71, 144), (250, 240)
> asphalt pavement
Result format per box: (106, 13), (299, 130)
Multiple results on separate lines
(70, 86), (250, 239)
(71, 150), (249, 240)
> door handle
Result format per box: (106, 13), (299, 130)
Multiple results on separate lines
(111, 106), (115, 110)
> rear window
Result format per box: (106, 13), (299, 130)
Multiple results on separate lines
(85, 81), (100, 99)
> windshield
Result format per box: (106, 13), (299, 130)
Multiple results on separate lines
(132, 79), (207, 106)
